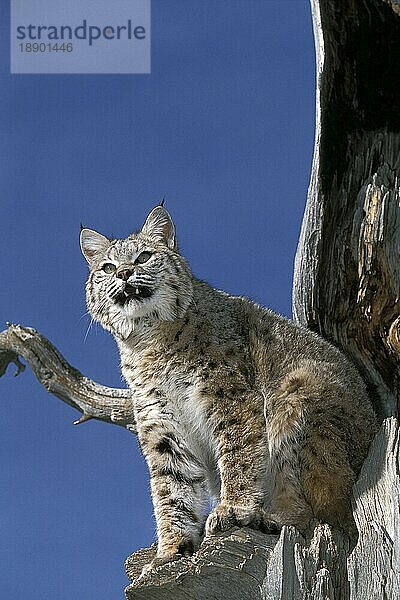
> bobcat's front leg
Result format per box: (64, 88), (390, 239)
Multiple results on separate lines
(138, 423), (208, 578)
(205, 390), (273, 535)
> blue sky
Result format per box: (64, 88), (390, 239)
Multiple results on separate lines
(0, 2), (314, 598)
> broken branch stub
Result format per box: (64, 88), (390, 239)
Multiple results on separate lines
(0, 323), (136, 431)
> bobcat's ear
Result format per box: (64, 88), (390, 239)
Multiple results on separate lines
(141, 205), (176, 250)
(80, 228), (110, 265)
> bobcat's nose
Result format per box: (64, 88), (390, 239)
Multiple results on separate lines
(116, 267), (134, 281)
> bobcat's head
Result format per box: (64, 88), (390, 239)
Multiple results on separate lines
(80, 206), (193, 339)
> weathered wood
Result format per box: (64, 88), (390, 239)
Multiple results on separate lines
(125, 529), (278, 600)
(293, 0), (400, 418)
(348, 418), (400, 599)
(0, 324), (135, 430)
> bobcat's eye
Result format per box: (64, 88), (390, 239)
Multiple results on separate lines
(102, 263), (116, 274)
(136, 251), (152, 264)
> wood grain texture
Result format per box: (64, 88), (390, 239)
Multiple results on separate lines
(125, 529), (278, 600)
(293, 0), (400, 418)
(0, 324), (135, 430)
(348, 418), (400, 599)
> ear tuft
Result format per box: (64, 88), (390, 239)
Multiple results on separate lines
(141, 206), (176, 250)
(80, 228), (110, 265)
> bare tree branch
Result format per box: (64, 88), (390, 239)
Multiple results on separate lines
(0, 324), (136, 431)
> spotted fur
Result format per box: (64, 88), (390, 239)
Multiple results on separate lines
(81, 205), (378, 577)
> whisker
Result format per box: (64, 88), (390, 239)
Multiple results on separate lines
(83, 318), (94, 342)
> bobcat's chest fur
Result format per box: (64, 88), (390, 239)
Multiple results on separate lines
(119, 334), (219, 492)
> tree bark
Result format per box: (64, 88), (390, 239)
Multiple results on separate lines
(293, 0), (400, 420)
(2, 1), (400, 598)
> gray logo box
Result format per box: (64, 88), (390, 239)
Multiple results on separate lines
(11, 0), (150, 74)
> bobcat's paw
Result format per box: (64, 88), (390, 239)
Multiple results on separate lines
(138, 554), (182, 580)
(138, 536), (197, 580)
(205, 503), (260, 535)
(205, 504), (280, 536)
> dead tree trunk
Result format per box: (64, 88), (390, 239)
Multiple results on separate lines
(1, 1), (399, 598)
(293, 0), (400, 421)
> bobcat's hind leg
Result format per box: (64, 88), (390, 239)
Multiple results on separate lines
(266, 370), (314, 534)
(267, 364), (358, 539)
(300, 433), (357, 540)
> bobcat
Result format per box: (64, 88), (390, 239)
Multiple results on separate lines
(80, 204), (377, 577)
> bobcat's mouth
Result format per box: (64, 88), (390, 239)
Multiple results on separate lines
(115, 284), (153, 306)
